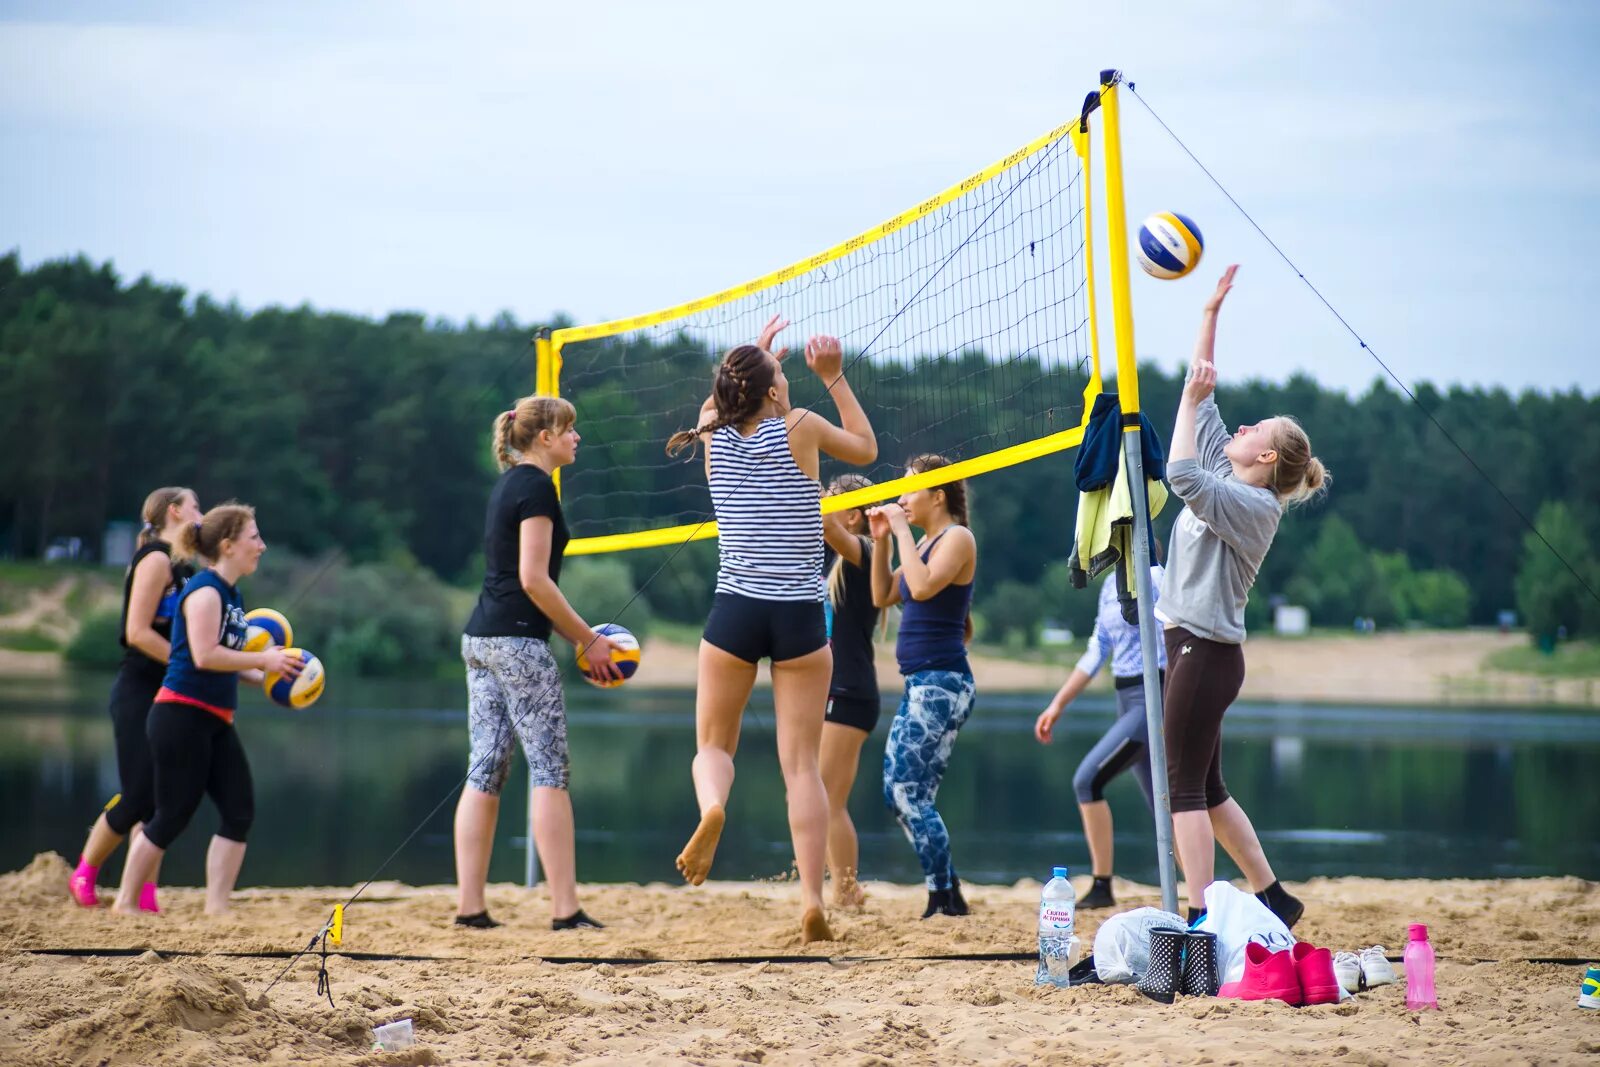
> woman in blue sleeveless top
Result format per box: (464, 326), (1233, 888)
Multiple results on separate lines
(664, 315), (876, 944)
(112, 503), (303, 916)
(869, 454), (978, 918)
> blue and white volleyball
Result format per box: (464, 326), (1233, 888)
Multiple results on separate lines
(243, 607), (293, 652)
(1136, 212), (1204, 280)
(576, 623), (641, 689)
(264, 647), (325, 709)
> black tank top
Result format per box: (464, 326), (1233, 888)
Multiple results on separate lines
(825, 537), (879, 704)
(119, 540), (195, 682)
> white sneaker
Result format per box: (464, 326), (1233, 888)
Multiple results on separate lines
(1359, 945), (1396, 988)
(1333, 951), (1363, 993)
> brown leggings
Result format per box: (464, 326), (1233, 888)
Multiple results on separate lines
(1161, 626), (1246, 813)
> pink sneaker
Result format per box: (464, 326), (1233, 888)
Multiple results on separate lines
(1293, 942), (1341, 1005)
(68, 859), (100, 908)
(1219, 941), (1303, 1006)
(138, 883), (160, 914)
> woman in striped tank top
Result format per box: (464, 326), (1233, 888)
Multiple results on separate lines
(665, 315), (876, 943)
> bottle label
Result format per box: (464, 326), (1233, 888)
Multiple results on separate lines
(1040, 906), (1074, 929)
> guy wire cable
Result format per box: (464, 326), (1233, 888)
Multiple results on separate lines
(1125, 82), (1600, 610)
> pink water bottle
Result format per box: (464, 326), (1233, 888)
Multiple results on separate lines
(1404, 923), (1438, 1010)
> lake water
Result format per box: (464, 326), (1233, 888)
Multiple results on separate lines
(3, 672), (1597, 890)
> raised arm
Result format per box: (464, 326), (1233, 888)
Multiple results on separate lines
(789, 335), (876, 465)
(867, 508), (902, 608)
(882, 506), (975, 601)
(822, 509), (866, 567)
(1170, 265), (1236, 471)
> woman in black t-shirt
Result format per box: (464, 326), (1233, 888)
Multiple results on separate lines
(818, 473), (880, 908)
(453, 395), (622, 931)
(68, 486), (200, 911)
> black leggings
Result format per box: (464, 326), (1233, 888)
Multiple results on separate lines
(142, 703), (255, 849)
(1161, 626), (1246, 813)
(103, 668), (162, 836)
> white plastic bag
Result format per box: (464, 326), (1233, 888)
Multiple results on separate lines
(1193, 881), (1294, 987)
(1092, 906), (1186, 984)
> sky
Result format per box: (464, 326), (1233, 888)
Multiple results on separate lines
(2, 0), (1596, 396)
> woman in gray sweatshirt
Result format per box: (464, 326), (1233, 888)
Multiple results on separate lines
(1160, 264), (1328, 926)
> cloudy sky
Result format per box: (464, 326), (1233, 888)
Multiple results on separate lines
(2, 0), (1595, 394)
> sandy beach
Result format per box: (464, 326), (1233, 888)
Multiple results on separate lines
(2, 853), (1597, 1065)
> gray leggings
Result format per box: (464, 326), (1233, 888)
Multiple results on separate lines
(462, 635), (569, 793)
(1071, 681), (1155, 808)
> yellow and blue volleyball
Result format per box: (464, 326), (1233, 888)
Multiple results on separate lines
(1137, 212), (1204, 280)
(243, 608), (293, 653)
(1583, 965), (1600, 998)
(263, 647), (325, 709)
(576, 623), (641, 689)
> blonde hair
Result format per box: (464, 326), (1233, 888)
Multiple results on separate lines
(1269, 416), (1329, 506)
(138, 486), (194, 552)
(825, 473), (874, 606)
(493, 396), (578, 471)
(179, 502), (256, 563)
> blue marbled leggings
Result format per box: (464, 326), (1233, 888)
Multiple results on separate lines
(882, 669), (975, 891)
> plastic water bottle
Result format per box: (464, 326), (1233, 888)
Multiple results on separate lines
(1035, 866), (1077, 987)
(1403, 923), (1438, 1010)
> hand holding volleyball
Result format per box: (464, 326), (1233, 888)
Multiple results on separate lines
(576, 622), (641, 688)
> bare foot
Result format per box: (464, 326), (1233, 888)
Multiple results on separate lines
(675, 805), (725, 886)
(108, 901), (140, 917)
(801, 906), (834, 944)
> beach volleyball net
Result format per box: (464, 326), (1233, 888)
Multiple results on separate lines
(544, 114), (1108, 555)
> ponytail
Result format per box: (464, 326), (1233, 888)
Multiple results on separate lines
(667, 344), (781, 457)
(137, 486), (194, 551)
(185, 503), (255, 563)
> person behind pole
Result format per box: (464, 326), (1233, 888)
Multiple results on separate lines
(665, 314), (877, 944)
(868, 454), (977, 919)
(1033, 555), (1166, 909)
(453, 395), (621, 931)
(112, 503), (302, 916)
(69, 486), (201, 911)
(1161, 265), (1327, 926)
(818, 472), (881, 908)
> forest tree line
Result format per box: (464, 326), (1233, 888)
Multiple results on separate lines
(4, 253), (1598, 674)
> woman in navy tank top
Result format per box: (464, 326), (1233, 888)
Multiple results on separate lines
(664, 315), (876, 944)
(112, 503), (303, 916)
(869, 454), (978, 919)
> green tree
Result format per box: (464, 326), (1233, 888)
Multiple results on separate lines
(1515, 501), (1600, 644)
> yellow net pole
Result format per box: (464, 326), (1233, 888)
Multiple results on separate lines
(1099, 74), (1141, 412)
(1099, 68), (1179, 918)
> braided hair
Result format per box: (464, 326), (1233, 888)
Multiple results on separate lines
(666, 345), (783, 456)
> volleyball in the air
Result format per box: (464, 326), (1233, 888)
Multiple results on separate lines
(243, 607), (293, 652)
(1136, 212), (1204, 280)
(264, 647), (325, 709)
(576, 623), (641, 688)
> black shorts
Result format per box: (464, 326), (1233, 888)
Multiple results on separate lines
(704, 592), (828, 664)
(825, 693), (881, 733)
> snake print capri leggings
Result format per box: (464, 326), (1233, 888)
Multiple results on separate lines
(461, 635), (570, 793)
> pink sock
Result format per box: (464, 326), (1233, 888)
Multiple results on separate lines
(69, 856), (100, 907)
(138, 883), (160, 914)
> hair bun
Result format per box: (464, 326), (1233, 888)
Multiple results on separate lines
(1304, 457), (1328, 491)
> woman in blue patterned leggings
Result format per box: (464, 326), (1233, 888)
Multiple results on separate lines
(868, 454), (977, 919)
